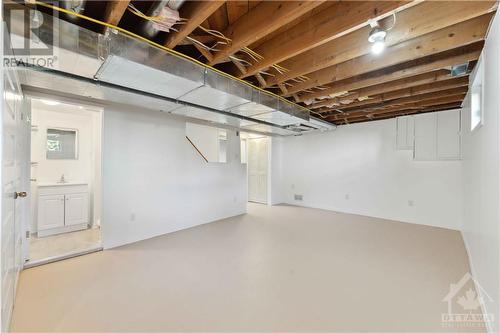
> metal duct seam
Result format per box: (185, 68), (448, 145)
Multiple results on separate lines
(23, 64), (300, 135)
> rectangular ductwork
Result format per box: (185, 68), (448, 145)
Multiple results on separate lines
(10, 9), (332, 136)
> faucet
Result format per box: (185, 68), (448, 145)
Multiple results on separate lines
(58, 174), (67, 184)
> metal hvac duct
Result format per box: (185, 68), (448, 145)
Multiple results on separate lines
(10, 9), (334, 135)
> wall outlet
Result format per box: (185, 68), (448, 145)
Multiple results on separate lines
(408, 200), (414, 207)
(291, 184), (295, 189)
(294, 194), (303, 201)
(233, 195), (237, 203)
(130, 213), (136, 221)
(345, 194), (350, 200)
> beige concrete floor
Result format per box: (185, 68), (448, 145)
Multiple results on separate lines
(11, 204), (483, 332)
(29, 228), (101, 263)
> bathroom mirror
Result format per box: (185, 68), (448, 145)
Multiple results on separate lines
(46, 128), (78, 159)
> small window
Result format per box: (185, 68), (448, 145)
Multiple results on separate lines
(471, 60), (484, 131)
(46, 128), (78, 159)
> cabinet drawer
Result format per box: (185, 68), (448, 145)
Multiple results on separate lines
(38, 184), (88, 196)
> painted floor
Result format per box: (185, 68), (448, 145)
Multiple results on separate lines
(11, 204), (484, 332)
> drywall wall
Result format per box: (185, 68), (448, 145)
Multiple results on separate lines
(461, 11), (500, 332)
(186, 122), (220, 162)
(101, 107), (247, 249)
(278, 116), (463, 230)
(30, 99), (102, 232)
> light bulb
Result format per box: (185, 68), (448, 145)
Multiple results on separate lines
(371, 41), (386, 55)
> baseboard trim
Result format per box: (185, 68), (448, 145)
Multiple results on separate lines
(461, 230), (494, 333)
(23, 246), (103, 269)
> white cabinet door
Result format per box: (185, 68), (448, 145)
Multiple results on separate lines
(38, 195), (65, 230)
(64, 193), (89, 226)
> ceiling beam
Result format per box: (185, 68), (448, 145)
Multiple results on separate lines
(102, 1), (130, 26)
(164, 1), (226, 49)
(329, 99), (465, 124)
(238, 1), (414, 79)
(285, 13), (492, 96)
(332, 103), (462, 125)
(327, 90), (467, 121)
(328, 76), (469, 111)
(309, 69), (453, 109)
(267, 0), (496, 86)
(334, 86), (468, 114)
(296, 41), (483, 102)
(207, 1), (325, 65)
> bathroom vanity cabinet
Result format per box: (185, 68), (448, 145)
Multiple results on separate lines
(37, 183), (89, 237)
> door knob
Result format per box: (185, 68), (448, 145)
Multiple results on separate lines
(14, 192), (27, 199)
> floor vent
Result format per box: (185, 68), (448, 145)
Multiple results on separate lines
(294, 194), (303, 201)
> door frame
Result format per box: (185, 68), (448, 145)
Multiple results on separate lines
(21, 92), (104, 265)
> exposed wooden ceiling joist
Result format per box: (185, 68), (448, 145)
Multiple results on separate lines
(309, 69), (453, 109)
(164, 1), (226, 49)
(297, 41), (483, 103)
(238, 1), (414, 79)
(102, 0), (130, 26)
(321, 76), (470, 112)
(285, 13), (493, 96)
(226, 1), (262, 25)
(326, 86), (468, 115)
(265, 0), (496, 87)
(207, 1), (325, 65)
(332, 103), (462, 125)
(327, 91), (467, 121)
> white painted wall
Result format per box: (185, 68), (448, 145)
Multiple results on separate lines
(30, 100), (102, 232)
(278, 118), (463, 230)
(101, 107), (247, 249)
(186, 122), (219, 162)
(461, 11), (500, 332)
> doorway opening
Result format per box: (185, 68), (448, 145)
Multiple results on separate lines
(25, 96), (103, 267)
(242, 133), (269, 204)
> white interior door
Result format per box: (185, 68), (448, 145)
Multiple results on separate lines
(247, 137), (268, 204)
(1, 26), (29, 332)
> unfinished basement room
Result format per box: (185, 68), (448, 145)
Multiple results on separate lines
(1, 0), (500, 332)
